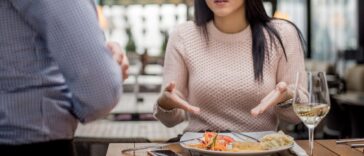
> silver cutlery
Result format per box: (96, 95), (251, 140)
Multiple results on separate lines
(121, 137), (201, 153)
(230, 132), (260, 142)
(336, 139), (364, 144)
(351, 144), (364, 148)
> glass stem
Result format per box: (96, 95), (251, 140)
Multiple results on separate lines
(308, 127), (315, 155)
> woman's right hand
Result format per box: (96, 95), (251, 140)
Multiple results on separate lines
(157, 82), (201, 114)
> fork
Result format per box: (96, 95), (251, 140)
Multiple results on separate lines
(230, 132), (260, 142)
(121, 137), (201, 153)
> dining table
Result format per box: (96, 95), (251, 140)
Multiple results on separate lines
(106, 139), (364, 156)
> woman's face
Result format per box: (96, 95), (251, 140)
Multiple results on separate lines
(205, 0), (245, 17)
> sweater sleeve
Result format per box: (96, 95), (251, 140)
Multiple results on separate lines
(153, 26), (188, 127)
(275, 21), (305, 124)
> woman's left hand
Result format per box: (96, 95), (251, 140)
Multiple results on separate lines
(251, 82), (292, 117)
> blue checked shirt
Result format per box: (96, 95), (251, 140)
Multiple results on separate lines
(0, 0), (122, 144)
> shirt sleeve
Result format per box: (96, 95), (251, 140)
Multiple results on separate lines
(153, 26), (188, 127)
(9, 0), (122, 123)
(275, 21), (305, 124)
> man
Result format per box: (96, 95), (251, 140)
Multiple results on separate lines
(0, 0), (128, 155)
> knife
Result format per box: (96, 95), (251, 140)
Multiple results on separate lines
(336, 139), (364, 144)
(121, 137), (201, 153)
(351, 144), (364, 148)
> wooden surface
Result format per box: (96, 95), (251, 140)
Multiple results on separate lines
(106, 140), (364, 156)
(316, 140), (364, 155)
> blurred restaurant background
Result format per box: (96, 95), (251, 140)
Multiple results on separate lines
(74, 0), (364, 155)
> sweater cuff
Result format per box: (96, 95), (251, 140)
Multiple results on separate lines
(153, 102), (185, 127)
(276, 106), (301, 124)
(157, 105), (179, 114)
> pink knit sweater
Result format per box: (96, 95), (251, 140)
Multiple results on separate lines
(154, 20), (305, 132)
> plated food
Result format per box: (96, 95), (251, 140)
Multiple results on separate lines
(188, 132), (235, 151)
(260, 131), (294, 150)
(187, 131), (293, 153)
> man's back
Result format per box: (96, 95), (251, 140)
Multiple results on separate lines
(0, 0), (122, 145)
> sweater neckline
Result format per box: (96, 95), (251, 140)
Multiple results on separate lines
(207, 21), (251, 43)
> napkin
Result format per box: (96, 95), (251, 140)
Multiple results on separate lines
(271, 131), (308, 156)
(290, 142), (308, 156)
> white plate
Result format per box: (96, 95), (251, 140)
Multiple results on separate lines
(180, 131), (293, 156)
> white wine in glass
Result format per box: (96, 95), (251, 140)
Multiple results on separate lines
(292, 72), (331, 155)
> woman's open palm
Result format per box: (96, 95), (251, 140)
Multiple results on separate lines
(158, 82), (200, 114)
(251, 82), (292, 116)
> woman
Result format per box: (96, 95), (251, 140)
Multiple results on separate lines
(154, 0), (306, 132)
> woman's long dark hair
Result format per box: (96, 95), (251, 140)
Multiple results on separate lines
(194, 0), (306, 82)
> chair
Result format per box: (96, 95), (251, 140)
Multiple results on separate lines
(326, 65), (364, 138)
(341, 65), (364, 137)
(345, 65), (364, 92)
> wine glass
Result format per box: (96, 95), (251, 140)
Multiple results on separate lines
(292, 71), (331, 155)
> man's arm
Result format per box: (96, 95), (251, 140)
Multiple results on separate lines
(10, 0), (122, 123)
